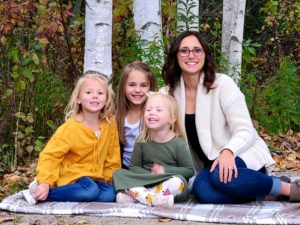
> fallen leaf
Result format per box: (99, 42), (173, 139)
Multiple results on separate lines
(78, 220), (91, 225)
(159, 218), (172, 222)
(3, 174), (23, 183)
(0, 217), (14, 223)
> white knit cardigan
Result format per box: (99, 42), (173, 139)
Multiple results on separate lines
(173, 73), (275, 174)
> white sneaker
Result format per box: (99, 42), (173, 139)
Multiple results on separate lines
(29, 177), (38, 195)
(22, 189), (37, 205)
(22, 178), (38, 205)
(152, 194), (174, 208)
(116, 192), (135, 203)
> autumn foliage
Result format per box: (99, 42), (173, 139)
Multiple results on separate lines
(0, 0), (299, 192)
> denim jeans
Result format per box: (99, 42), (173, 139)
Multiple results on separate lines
(192, 157), (280, 203)
(46, 176), (116, 202)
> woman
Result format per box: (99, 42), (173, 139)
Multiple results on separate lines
(162, 30), (300, 203)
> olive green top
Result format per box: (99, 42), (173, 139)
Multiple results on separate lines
(113, 136), (194, 202)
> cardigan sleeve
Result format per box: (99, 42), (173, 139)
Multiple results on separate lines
(36, 125), (71, 187)
(218, 75), (256, 157)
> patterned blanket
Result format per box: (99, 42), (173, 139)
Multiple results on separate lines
(1, 191), (300, 224)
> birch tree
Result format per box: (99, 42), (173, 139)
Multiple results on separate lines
(177, 0), (199, 32)
(84, 0), (112, 77)
(133, 0), (163, 67)
(221, 0), (246, 83)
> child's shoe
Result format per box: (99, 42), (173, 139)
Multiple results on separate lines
(152, 194), (174, 208)
(22, 178), (38, 205)
(116, 192), (135, 203)
(29, 177), (38, 194)
(22, 189), (37, 205)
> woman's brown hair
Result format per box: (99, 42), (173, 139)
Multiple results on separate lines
(162, 30), (217, 94)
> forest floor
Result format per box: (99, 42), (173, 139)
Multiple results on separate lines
(0, 130), (299, 225)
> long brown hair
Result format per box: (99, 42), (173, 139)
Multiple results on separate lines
(162, 30), (216, 94)
(116, 61), (157, 145)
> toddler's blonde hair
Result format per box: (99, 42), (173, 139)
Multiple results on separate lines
(137, 92), (186, 142)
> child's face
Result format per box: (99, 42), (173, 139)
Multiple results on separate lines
(125, 69), (150, 107)
(144, 95), (174, 131)
(77, 78), (107, 114)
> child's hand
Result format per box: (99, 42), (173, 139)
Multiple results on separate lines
(151, 163), (165, 174)
(33, 182), (50, 201)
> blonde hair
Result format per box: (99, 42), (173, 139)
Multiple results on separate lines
(65, 73), (115, 122)
(116, 61), (157, 145)
(137, 92), (186, 143)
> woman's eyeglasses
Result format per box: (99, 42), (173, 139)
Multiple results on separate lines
(178, 47), (204, 57)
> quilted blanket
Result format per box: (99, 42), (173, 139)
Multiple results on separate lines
(1, 191), (300, 224)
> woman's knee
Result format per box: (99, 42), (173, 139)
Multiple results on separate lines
(209, 168), (221, 185)
(192, 169), (212, 202)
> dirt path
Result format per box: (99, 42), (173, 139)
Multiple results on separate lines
(0, 211), (223, 225)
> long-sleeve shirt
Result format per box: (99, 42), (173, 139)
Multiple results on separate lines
(113, 136), (194, 202)
(36, 117), (121, 187)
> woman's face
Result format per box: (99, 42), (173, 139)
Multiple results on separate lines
(177, 35), (205, 77)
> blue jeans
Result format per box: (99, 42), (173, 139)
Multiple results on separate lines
(192, 157), (280, 203)
(46, 176), (116, 202)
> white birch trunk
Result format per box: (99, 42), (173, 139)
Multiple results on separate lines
(177, 0), (199, 32)
(221, 0), (246, 83)
(84, 0), (112, 78)
(134, 0), (163, 65)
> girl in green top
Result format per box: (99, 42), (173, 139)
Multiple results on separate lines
(113, 92), (194, 207)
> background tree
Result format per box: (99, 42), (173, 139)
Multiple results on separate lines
(133, 0), (164, 70)
(0, 0), (298, 174)
(221, 0), (246, 83)
(84, 0), (113, 77)
(177, 0), (199, 32)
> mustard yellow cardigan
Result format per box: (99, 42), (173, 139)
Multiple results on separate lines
(36, 117), (121, 187)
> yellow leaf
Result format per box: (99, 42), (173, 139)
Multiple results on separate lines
(17, 21), (24, 27)
(32, 53), (39, 65)
(273, 154), (282, 164)
(159, 218), (173, 222)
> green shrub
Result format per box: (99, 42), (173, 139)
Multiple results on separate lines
(241, 58), (300, 134)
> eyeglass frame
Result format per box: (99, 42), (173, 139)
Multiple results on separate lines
(177, 47), (204, 57)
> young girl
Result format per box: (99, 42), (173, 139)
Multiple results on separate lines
(113, 92), (194, 207)
(22, 73), (121, 204)
(116, 61), (157, 169)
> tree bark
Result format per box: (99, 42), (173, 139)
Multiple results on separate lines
(177, 0), (199, 32)
(84, 0), (112, 77)
(134, 0), (163, 65)
(221, 0), (246, 83)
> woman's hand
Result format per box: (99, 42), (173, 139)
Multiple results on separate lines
(33, 182), (50, 201)
(210, 148), (238, 183)
(151, 162), (165, 174)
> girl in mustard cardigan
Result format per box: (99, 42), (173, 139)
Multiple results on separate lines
(22, 73), (121, 204)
